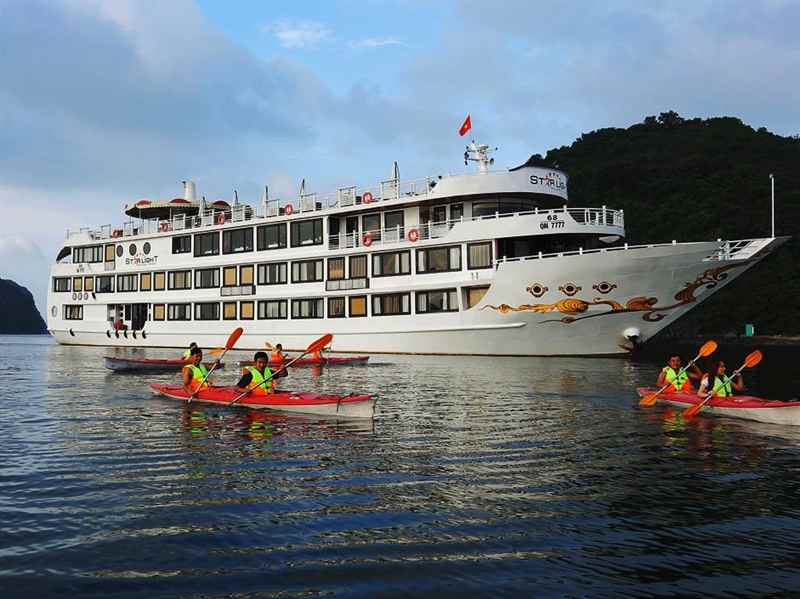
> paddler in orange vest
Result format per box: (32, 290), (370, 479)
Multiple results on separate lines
(182, 347), (213, 393)
(697, 360), (744, 398)
(656, 354), (702, 393)
(271, 343), (288, 364)
(236, 351), (274, 395)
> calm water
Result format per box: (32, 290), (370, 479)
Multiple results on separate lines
(2, 335), (800, 598)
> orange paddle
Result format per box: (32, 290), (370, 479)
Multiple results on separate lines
(640, 340), (717, 407)
(189, 327), (244, 401)
(683, 350), (763, 419)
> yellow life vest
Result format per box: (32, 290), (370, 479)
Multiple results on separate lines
(663, 367), (691, 392)
(245, 365), (273, 395)
(186, 363), (209, 391)
(711, 375), (732, 397)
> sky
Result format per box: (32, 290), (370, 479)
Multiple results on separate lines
(1, 0), (799, 315)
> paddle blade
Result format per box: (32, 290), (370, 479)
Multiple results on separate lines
(225, 327), (244, 350)
(699, 340), (718, 357)
(306, 333), (333, 354)
(208, 347), (225, 356)
(639, 393), (659, 407)
(264, 341), (274, 350)
(744, 350), (763, 368)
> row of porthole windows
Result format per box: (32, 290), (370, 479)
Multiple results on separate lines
(116, 242), (152, 257)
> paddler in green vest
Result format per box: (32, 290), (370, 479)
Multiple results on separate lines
(656, 354), (702, 393)
(182, 347), (213, 393)
(236, 351), (274, 396)
(697, 360), (744, 397)
(182, 342), (198, 360)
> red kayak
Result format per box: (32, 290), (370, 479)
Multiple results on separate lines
(150, 383), (376, 419)
(637, 387), (800, 426)
(105, 356), (224, 373)
(237, 355), (370, 368)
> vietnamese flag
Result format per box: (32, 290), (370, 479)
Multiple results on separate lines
(458, 113), (471, 137)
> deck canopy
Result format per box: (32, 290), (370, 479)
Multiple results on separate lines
(123, 197), (207, 220)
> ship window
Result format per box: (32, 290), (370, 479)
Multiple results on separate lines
(349, 295), (367, 317)
(84, 276), (94, 292)
(194, 302), (220, 321)
(467, 242), (492, 269)
(349, 255), (367, 278)
(73, 245), (103, 263)
(153, 304), (165, 321)
(240, 301), (255, 320)
(328, 257), (345, 281)
(372, 250), (410, 277)
(328, 297), (345, 318)
(153, 272), (166, 291)
(117, 274), (138, 292)
(258, 299), (287, 320)
(128, 244), (137, 256)
(222, 266), (237, 287)
(116, 245), (123, 258)
(291, 259), (323, 283)
(223, 302), (237, 320)
(363, 214), (381, 240)
(222, 227), (253, 254)
(450, 204), (463, 221)
(384, 210), (404, 237)
(72, 277), (82, 292)
(106, 245), (117, 261)
(194, 231), (220, 257)
(143, 242), (151, 255)
(417, 246), (461, 273)
(466, 286), (489, 309)
(140, 273), (151, 291)
(64, 305), (83, 320)
(53, 277), (70, 292)
(257, 262), (287, 285)
(172, 235), (191, 254)
(372, 293), (410, 316)
(194, 268), (220, 289)
(417, 289), (459, 313)
(240, 265), (254, 286)
(167, 303), (191, 321)
(96, 275), (114, 293)
(291, 298), (324, 319)
(290, 218), (323, 247)
(257, 223), (287, 250)
(168, 270), (191, 290)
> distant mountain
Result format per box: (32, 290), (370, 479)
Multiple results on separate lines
(534, 112), (800, 336)
(0, 278), (48, 334)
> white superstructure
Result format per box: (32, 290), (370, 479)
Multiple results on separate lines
(46, 142), (787, 356)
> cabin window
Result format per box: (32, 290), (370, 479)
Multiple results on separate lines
(363, 214), (381, 240)
(194, 231), (219, 257)
(73, 245), (103, 263)
(372, 293), (410, 316)
(349, 255), (367, 278)
(384, 210), (404, 237)
(349, 295), (367, 317)
(222, 266), (237, 287)
(140, 273), (151, 291)
(417, 289), (459, 313)
(84, 276), (94, 292)
(172, 235), (191, 254)
(466, 286), (489, 309)
(195, 302), (220, 320)
(72, 277), (82, 292)
(257, 262), (287, 285)
(106, 245), (117, 261)
(328, 297), (345, 318)
(240, 265), (254, 286)
(291, 259), (324, 283)
(240, 301), (255, 320)
(290, 218), (323, 247)
(168, 270), (192, 290)
(258, 299), (287, 320)
(153, 304), (165, 321)
(64, 305), (83, 320)
(291, 298), (324, 319)
(417, 246), (461, 273)
(467, 242), (493, 269)
(167, 303), (191, 321)
(372, 250), (410, 277)
(194, 268), (220, 289)
(153, 272), (166, 291)
(450, 204), (463, 221)
(117, 274), (138, 292)
(96, 275), (114, 293)
(222, 227), (253, 254)
(328, 257), (345, 281)
(53, 277), (70, 292)
(222, 302), (237, 320)
(256, 223), (287, 250)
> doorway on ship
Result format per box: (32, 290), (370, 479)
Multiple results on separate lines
(130, 304), (148, 331)
(346, 216), (359, 248)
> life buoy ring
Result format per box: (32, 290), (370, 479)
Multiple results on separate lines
(362, 191), (374, 204)
(111, 229), (122, 238)
(216, 212), (226, 225)
(159, 221), (169, 232)
(363, 232), (373, 247)
(284, 204), (294, 216)
(407, 228), (419, 242)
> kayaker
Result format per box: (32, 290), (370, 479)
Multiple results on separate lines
(236, 351), (274, 395)
(271, 343), (288, 363)
(697, 360), (744, 397)
(182, 342), (198, 360)
(656, 354), (702, 392)
(269, 343), (289, 387)
(182, 347), (213, 393)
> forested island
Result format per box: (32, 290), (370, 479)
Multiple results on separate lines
(0, 278), (47, 334)
(533, 112), (800, 336)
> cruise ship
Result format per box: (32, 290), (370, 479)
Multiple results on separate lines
(46, 142), (787, 356)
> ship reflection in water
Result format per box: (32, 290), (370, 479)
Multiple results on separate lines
(2, 335), (800, 596)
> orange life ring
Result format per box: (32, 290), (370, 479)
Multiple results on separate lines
(159, 222), (169, 232)
(407, 228), (419, 242)
(362, 232), (373, 247)
(111, 229), (122, 238)
(216, 212), (226, 225)
(362, 191), (374, 204)
(285, 204), (294, 216)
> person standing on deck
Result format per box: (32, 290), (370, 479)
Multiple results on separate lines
(656, 354), (702, 392)
(236, 351), (274, 395)
(182, 347), (213, 393)
(697, 360), (744, 397)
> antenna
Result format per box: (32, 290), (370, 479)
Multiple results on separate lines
(464, 140), (498, 173)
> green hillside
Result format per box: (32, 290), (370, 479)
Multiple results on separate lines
(540, 112), (800, 336)
(0, 278), (47, 334)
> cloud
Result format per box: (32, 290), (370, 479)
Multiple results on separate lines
(263, 19), (333, 49)
(348, 37), (406, 49)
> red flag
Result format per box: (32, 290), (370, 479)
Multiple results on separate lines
(458, 114), (471, 137)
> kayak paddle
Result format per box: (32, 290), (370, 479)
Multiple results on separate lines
(639, 340), (717, 407)
(683, 350), (763, 419)
(189, 327), (244, 402)
(228, 333), (333, 406)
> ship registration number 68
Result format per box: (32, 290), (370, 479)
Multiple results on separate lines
(540, 214), (565, 230)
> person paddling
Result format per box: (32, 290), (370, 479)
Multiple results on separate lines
(271, 343), (288, 363)
(697, 359), (744, 398)
(656, 354), (702, 393)
(236, 351), (274, 395)
(182, 347), (213, 394)
(182, 342), (198, 360)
